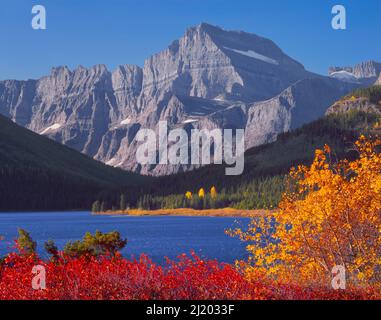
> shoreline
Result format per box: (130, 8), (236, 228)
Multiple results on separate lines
(94, 208), (274, 218)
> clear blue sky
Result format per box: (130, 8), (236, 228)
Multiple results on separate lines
(1, 0), (380, 80)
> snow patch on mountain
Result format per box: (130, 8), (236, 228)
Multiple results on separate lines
(111, 117), (133, 130)
(115, 161), (124, 167)
(329, 70), (359, 83)
(183, 119), (199, 124)
(106, 158), (118, 166)
(223, 47), (279, 65)
(120, 117), (132, 125)
(106, 157), (124, 168)
(40, 123), (62, 135)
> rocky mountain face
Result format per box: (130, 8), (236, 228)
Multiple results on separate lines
(352, 61), (381, 79)
(0, 23), (363, 175)
(329, 61), (381, 85)
(0, 64), (142, 157)
(243, 78), (357, 147)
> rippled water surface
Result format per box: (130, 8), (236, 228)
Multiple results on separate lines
(0, 211), (249, 264)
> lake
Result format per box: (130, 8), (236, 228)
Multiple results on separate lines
(0, 211), (249, 264)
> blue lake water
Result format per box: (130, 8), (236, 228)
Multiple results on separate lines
(0, 211), (249, 264)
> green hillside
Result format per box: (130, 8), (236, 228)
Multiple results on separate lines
(344, 85), (381, 105)
(0, 115), (150, 211)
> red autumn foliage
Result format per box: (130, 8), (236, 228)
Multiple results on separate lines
(0, 250), (379, 300)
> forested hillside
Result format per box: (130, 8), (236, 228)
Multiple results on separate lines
(344, 85), (381, 104)
(115, 110), (380, 211)
(1, 109), (380, 212)
(0, 115), (150, 211)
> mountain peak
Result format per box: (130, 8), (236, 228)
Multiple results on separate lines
(187, 23), (263, 42)
(187, 22), (223, 33)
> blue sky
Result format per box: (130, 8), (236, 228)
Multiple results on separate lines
(1, 0), (380, 80)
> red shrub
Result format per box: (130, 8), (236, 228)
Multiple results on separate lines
(0, 251), (379, 300)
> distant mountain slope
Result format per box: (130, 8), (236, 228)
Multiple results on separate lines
(0, 115), (149, 211)
(147, 111), (379, 201)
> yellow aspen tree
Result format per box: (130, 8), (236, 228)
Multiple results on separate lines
(198, 188), (205, 199)
(231, 136), (381, 286)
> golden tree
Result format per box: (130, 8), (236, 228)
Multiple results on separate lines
(185, 191), (193, 200)
(210, 186), (217, 199)
(198, 188), (205, 199)
(231, 136), (381, 285)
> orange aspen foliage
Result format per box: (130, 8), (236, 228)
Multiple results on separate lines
(231, 136), (381, 286)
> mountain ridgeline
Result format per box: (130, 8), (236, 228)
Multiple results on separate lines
(0, 23), (370, 176)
